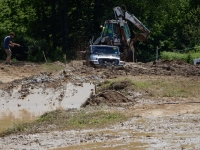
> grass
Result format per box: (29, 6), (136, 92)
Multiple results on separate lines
(143, 79), (199, 98)
(148, 79), (198, 98)
(67, 110), (125, 128)
(40, 62), (64, 72)
(0, 109), (127, 137)
(160, 51), (200, 64)
(98, 76), (200, 98)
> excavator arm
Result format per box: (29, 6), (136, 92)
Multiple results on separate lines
(113, 6), (151, 42)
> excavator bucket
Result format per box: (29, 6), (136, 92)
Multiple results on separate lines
(135, 33), (150, 42)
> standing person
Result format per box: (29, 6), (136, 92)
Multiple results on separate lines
(3, 32), (20, 65)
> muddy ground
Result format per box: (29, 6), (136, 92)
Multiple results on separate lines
(0, 60), (200, 150)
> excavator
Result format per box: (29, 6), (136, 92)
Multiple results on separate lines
(89, 5), (151, 62)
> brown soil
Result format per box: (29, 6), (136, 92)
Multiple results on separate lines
(82, 90), (133, 107)
(0, 59), (200, 105)
(1, 60), (200, 149)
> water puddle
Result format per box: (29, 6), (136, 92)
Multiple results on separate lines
(0, 83), (94, 133)
(0, 110), (35, 133)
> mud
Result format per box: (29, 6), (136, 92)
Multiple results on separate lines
(0, 60), (200, 150)
(1, 110), (200, 150)
(0, 76), (95, 133)
(126, 60), (200, 76)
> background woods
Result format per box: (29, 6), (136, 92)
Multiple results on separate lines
(0, 0), (200, 62)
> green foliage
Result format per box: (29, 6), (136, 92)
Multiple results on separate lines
(0, 0), (200, 62)
(0, 122), (28, 136)
(37, 109), (125, 124)
(160, 51), (188, 61)
(194, 45), (200, 52)
(37, 109), (126, 129)
(160, 51), (200, 64)
(37, 110), (59, 122)
(67, 110), (125, 128)
(190, 53), (200, 63)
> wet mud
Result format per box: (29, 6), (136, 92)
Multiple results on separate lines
(1, 111), (200, 150)
(0, 60), (200, 150)
(0, 65), (95, 134)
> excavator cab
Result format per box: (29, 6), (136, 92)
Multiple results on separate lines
(101, 20), (131, 46)
(102, 22), (118, 39)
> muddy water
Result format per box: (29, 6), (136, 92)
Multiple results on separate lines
(0, 83), (94, 133)
(0, 110), (35, 133)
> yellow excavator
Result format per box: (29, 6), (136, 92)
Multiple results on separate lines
(90, 6), (151, 62)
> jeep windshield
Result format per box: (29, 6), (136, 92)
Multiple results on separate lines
(91, 46), (119, 55)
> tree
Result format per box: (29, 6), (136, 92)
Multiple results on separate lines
(1, 0), (200, 62)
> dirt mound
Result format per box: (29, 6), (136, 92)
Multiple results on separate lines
(111, 59), (200, 77)
(82, 91), (134, 107)
(108, 80), (132, 90)
(97, 80), (133, 92)
(155, 59), (188, 65)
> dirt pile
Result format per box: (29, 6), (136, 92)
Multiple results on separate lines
(82, 91), (134, 107)
(108, 80), (133, 90)
(69, 59), (200, 80)
(123, 60), (200, 76)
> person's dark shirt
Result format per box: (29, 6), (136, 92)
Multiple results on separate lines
(4, 36), (12, 49)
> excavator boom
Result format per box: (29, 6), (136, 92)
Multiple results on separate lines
(113, 6), (151, 41)
(124, 12), (151, 35)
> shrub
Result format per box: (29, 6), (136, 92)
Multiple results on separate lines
(160, 51), (200, 64)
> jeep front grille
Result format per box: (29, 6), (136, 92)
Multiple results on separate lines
(98, 58), (119, 65)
